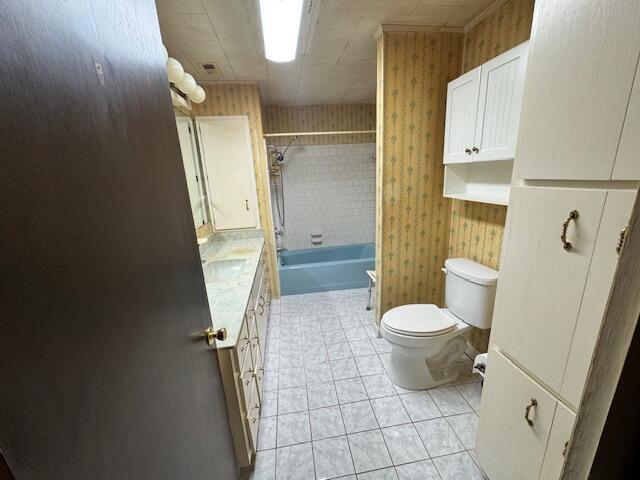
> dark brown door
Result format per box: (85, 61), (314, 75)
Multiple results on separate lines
(0, 1), (237, 478)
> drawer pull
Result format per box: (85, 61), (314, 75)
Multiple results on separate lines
(616, 226), (628, 255)
(524, 398), (537, 427)
(561, 210), (579, 251)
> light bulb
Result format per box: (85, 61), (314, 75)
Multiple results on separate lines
(166, 57), (184, 84)
(177, 73), (196, 94)
(190, 85), (206, 104)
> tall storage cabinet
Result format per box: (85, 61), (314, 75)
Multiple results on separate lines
(476, 0), (640, 479)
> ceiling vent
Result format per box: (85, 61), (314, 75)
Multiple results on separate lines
(199, 62), (221, 76)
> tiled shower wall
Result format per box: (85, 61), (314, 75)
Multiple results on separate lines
(273, 143), (376, 251)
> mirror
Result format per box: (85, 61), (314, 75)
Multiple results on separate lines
(174, 108), (211, 236)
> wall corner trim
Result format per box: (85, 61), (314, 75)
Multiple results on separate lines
(464, 0), (512, 33)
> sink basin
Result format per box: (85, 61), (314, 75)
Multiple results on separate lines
(203, 259), (245, 282)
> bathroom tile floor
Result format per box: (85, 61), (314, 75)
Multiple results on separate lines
(250, 288), (486, 480)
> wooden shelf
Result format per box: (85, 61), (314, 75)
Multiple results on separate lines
(443, 159), (513, 206)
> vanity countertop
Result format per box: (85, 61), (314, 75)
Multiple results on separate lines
(200, 230), (265, 349)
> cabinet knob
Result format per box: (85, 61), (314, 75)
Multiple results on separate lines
(561, 210), (579, 251)
(464, 148), (472, 155)
(472, 147), (479, 153)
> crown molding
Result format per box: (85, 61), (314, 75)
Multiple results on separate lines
(464, 0), (511, 33)
(375, 23), (465, 39)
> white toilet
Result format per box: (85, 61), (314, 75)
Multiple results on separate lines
(380, 258), (498, 390)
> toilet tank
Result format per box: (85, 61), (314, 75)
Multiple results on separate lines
(444, 258), (498, 330)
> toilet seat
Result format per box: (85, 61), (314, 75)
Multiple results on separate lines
(382, 304), (457, 337)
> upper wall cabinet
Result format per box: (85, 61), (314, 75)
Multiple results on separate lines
(474, 41), (529, 162)
(197, 116), (260, 231)
(443, 41), (529, 205)
(444, 41), (529, 165)
(444, 67), (481, 164)
(514, 0), (640, 180)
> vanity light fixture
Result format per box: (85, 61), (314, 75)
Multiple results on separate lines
(259, 0), (303, 63)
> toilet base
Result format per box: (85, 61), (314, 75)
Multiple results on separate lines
(387, 335), (467, 390)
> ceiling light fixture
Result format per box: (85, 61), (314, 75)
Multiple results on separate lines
(259, 0), (304, 63)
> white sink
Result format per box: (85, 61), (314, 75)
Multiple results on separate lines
(203, 259), (245, 282)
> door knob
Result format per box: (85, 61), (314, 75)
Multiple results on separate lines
(200, 326), (227, 346)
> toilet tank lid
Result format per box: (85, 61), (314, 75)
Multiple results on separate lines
(444, 258), (498, 286)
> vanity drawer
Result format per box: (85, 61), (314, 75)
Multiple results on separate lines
(234, 313), (251, 370)
(238, 346), (254, 407)
(246, 378), (261, 450)
(253, 342), (264, 398)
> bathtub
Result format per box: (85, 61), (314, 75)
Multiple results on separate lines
(279, 243), (375, 295)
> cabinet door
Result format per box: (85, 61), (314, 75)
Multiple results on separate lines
(473, 41), (529, 162)
(198, 117), (258, 230)
(561, 190), (637, 406)
(443, 66), (481, 164)
(515, 0), (640, 180)
(612, 59), (640, 180)
(539, 402), (576, 480)
(491, 187), (606, 392)
(476, 347), (557, 480)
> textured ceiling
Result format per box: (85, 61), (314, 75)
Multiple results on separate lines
(156, 0), (496, 105)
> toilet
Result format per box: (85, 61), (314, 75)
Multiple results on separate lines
(380, 258), (498, 390)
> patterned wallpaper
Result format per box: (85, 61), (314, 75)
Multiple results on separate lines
(264, 104), (375, 146)
(191, 83), (280, 297)
(376, 31), (463, 316)
(448, 0), (535, 270)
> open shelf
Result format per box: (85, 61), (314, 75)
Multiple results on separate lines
(443, 159), (513, 206)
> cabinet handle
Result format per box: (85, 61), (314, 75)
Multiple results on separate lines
(561, 210), (579, 251)
(524, 398), (537, 426)
(616, 226), (628, 255)
(245, 199), (249, 211)
(464, 148), (472, 155)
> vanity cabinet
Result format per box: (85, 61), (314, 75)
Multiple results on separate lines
(476, 1), (640, 478)
(217, 250), (271, 467)
(514, 0), (640, 181)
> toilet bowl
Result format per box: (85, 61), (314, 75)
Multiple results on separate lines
(380, 258), (498, 390)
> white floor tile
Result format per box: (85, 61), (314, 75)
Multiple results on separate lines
(348, 430), (393, 473)
(395, 460), (441, 480)
(310, 406), (346, 440)
(399, 392), (442, 422)
(370, 396), (411, 428)
(276, 411), (311, 447)
(341, 400), (379, 434)
(432, 452), (484, 480)
(446, 413), (478, 450)
(381, 424), (429, 465)
(307, 381), (339, 410)
(275, 443), (314, 480)
(428, 387), (473, 416)
(414, 418), (464, 458)
(313, 435), (355, 479)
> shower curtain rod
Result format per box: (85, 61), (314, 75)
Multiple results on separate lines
(263, 129), (375, 138)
